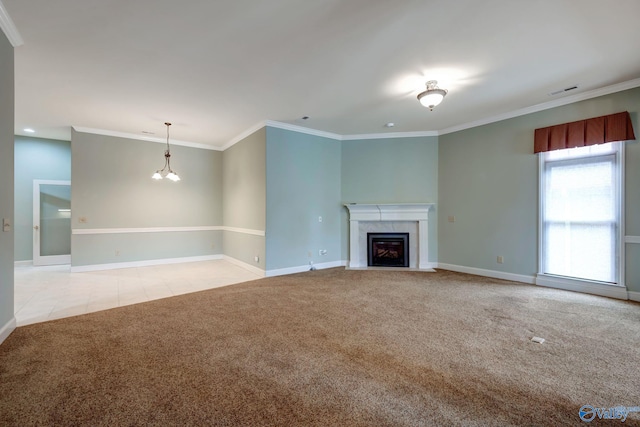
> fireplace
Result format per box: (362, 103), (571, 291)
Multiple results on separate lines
(344, 203), (434, 270)
(367, 233), (409, 267)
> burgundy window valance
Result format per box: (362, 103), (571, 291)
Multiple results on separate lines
(534, 111), (635, 153)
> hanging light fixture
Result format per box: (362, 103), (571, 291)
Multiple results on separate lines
(417, 80), (448, 111)
(152, 122), (180, 182)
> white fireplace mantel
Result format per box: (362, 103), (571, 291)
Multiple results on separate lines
(344, 203), (435, 270)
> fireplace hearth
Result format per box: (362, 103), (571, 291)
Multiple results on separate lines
(367, 233), (409, 267)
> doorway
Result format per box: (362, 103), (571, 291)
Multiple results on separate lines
(33, 180), (71, 266)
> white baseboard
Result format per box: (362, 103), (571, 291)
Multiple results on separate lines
(14, 260), (33, 267)
(346, 266), (436, 272)
(70, 254), (223, 273)
(437, 263), (536, 284)
(222, 255), (265, 277)
(628, 291), (640, 302)
(266, 260), (347, 277)
(535, 274), (629, 300)
(0, 317), (16, 346)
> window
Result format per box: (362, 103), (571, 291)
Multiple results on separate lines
(539, 142), (623, 285)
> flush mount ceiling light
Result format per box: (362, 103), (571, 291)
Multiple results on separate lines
(417, 80), (448, 111)
(152, 122), (180, 182)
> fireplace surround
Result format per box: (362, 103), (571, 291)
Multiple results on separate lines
(345, 203), (435, 270)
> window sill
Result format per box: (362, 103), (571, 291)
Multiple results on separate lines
(535, 273), (628, 300)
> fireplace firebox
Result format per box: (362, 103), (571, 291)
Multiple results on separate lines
(367, 233), (409, 267)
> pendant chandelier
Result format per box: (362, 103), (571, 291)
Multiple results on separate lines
(152, 122), (180, 181)
(417, 80), (448, 111)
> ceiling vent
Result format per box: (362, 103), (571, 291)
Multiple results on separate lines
(548, 85), (579, 96)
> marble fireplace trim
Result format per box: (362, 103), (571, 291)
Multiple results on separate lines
(345, 204), (434, 270)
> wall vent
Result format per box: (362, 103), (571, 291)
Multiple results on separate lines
(548, 85), (579, 96)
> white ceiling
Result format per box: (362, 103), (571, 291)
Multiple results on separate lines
(4, 0), (640, 148)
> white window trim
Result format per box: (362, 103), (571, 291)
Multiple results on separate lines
(536, 142), (626, 298)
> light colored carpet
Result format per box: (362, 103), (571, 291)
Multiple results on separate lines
(1, 268), (639, 426)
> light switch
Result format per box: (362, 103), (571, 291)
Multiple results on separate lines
(2, 218), (10, 232)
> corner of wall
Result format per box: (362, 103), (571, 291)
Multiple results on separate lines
(0, 317), (16, 346)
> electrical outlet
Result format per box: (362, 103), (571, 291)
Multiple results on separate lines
(319, 249), (327, 256)
(254, 255), (259, 263)
(318, 216), (323, 223)
(497, 256), (504, 264)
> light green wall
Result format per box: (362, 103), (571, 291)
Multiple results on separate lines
(72, 231), (222, 266)
(222, 128), (266, 269)
(0, 32), (14, 330)
(341, 136), (439, 262)
(438, 87), (640, 291)
(266, 127), (342, 271)
(71, 129), (223, 267)
(14, 136), (71, 261)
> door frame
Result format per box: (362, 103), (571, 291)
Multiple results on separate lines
(33, 179), (71, 266)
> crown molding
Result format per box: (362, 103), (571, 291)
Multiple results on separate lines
(341, 130), (438, 140)
(79, 76), (640, 152)
(0, 1), (23, 47)
(439, 78), (640, 135)
(72, 126), (221, 151)
(220, 121), (268, 151)
(223, 120), (438, 150)
(265, 120), (343, 140)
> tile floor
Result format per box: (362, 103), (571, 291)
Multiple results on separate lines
(14, 260), (263, 326)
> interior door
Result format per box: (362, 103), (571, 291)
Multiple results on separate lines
(33, 180), (71, 266)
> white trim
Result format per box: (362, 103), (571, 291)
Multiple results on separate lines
(71, 225), (265, 236)
(265, 120), (342, 140)
(70, 254), (223, 273)
(33, 180), (71, 266)
(345, 203), (433, 221)
(626, 236), (640, 244)
(70, 77), (640, 153)
(628, 291), (640, 303)
(341, 130), (438, 140)
(72, 226), (223, 235)
(437, 263), (536, 284)
(536, 274), (629, 300)
(71, 126), (221, 151)
(14, 260), (32, 267)
(538, 142), (624, 287)
(620, 143), (626, 287)
(265, 260), (347, 277)
(222, 78), (640, 149)
(222, 121), (438, 151)
(0, 1), (23, 47)
(221, 121), (268, 151)
(439, 78), (640, 135)
(345, 203), (434, 270)
(222, 255), (265, 277)
(222, 226), (266, 237)
(347, 264), (437, 272)
(0, 317), (16, 345)
(33, 179), (71, 186)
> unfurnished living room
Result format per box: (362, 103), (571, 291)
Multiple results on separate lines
(1, 1), (640, 425)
